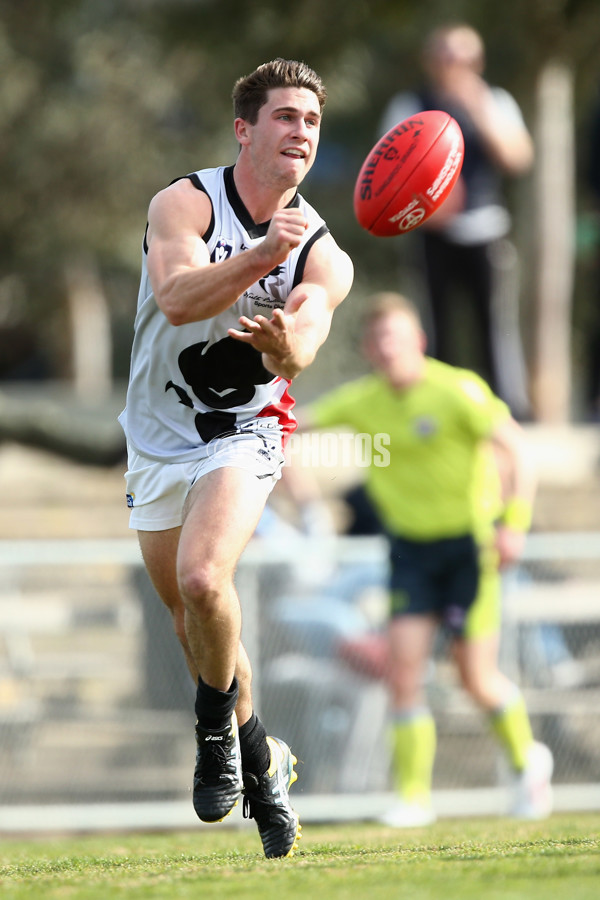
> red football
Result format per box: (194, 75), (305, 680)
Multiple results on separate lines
(353, 110), (464, 236)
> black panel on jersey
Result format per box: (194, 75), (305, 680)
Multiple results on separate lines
(165, 334), (274, 443)
(292, 224), (329, 289)
(223, 165), (301, 239)
(175, 336), (272, 410)
(182, 173), (216, 242)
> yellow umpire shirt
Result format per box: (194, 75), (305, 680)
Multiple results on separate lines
(307, 358), (509, 542)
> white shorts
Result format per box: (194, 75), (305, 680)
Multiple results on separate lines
(124, 424), (285, 531)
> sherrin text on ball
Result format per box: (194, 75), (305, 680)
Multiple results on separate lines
(354, 110), (464, 236)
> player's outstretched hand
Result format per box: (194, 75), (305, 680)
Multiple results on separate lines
(229, 306), (298, 361)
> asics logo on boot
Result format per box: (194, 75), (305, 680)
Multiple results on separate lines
(204, 734), (224, 742)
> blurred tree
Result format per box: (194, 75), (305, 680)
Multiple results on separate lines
(0, 0), (599, 449)
(0, 1), (173, 384)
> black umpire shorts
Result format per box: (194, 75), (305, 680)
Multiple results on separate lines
(388, 532), (480, 636)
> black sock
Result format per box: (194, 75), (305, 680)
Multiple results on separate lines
(194, 675), (238, 732)
(239, 712), (270, 777)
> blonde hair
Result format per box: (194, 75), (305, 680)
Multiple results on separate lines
(364, 292), (423, 328)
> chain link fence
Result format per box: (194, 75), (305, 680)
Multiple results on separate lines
(0, 534), (599, 828)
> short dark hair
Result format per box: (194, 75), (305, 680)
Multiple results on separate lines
(232, 58), (327, 124)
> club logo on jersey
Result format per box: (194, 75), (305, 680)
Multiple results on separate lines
(258, 265), (286, 304)
(211, 238), (233, 263)
(413, 416), (438, 438)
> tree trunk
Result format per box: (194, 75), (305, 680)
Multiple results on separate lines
(531, 61), (576, 422)
(64, 256), (113, 401)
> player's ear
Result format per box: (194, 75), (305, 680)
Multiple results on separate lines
(234, 117), (251, 145)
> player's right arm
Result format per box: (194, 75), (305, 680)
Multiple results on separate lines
(146, 178), (308, 326)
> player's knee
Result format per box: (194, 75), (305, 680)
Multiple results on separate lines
(389, 669), (421, 706)
(178, 564), (226, 617)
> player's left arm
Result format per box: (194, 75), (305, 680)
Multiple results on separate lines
(489, 415), (537, 567)
(228, 233), (354, 379)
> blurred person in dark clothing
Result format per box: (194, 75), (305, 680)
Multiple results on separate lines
(380, 24), (534, 419)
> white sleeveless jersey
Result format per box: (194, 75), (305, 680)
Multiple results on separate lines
(119, 165), (329, 462)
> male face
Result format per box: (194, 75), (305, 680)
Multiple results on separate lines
(424, 27), (485, 85)
(363, 311), (427, 387)
(236, 86), (321, 190)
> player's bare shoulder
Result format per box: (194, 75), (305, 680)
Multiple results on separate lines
(304, 231), (354, 307)
(147, 177), (212, 242)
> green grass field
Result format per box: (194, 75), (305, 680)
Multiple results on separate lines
(1, 813), (599, 900)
